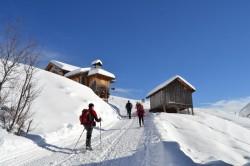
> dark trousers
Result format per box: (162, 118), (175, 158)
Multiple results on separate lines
(84, 125), (93, 147)
(128, 110), (131, 119)
(138, 116), (144, 127)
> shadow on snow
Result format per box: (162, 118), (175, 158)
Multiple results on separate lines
(78, 112), (233, 166)
(78, 141), (232, 166)
(24, 133), (74, 155)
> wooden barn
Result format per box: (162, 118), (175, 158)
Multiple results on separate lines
(45, 59), (115, 101)
(146, 75), (196, 114)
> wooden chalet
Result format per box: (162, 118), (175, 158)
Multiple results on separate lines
(45, 60), (79, 76)
(45, 59), (115, 101)
(146, 75), (196, 114)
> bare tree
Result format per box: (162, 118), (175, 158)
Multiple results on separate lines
(7, 54), (39, 134)
(0, 23), (40, 135)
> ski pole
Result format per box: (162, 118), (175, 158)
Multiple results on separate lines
(73, 128), (85, 150)
(100, 121), (102, 146)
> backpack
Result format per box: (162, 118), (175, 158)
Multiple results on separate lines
(137, 104), (144, 116)
(126, 102), (132, 110)
(79, 109), (92, 125)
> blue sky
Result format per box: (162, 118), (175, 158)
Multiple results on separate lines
(1, 0), (250, 106)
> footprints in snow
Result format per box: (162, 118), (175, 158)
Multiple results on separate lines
(148, 135), (161, 144)
(59, 85), (88, 103)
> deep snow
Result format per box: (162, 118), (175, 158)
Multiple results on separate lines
(1, 66), (250, 166)
(31, 69), (118, 136)
(154, 111), (250, 165)
(0, 66), (119, 165)
(108, 96), (141, 117)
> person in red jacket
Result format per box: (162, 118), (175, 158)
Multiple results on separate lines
(82, 103), (101, 150)
(136, 102), (145, 127)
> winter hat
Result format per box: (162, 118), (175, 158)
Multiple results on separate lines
(89, 103), (94, 108)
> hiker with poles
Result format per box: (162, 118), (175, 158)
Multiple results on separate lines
(125, 100), (133, 119)
(136, 102), (145, 127)
(79, 103), (101, 150)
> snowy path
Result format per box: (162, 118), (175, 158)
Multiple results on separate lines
(20, 117), (143, 166)
(1, 114), (199, 166)
(3, 111), (250, 166)
(22, 116), (160, 166)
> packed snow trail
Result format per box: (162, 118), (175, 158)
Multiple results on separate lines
(23, 116), (147, 166)
(3, 109), (248, 165)
(2, 113), (202, 166)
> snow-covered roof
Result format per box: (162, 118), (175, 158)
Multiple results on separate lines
(64, 67), (91, 77)
(50, 60), (80, 72)
(91, 59), (103, 66)
(147, 75), (196, 98)
(88, 68), (116, 79)
(49, 59), (115, 79)
(65, 67), (115, 79)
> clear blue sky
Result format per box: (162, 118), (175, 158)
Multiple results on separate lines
(1, 0), (250, 106)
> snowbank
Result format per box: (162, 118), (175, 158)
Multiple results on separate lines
(153, 110), (250, 165)
(0, 128), (38, 162)
(0, 65), (119, 158)
(31, 69), (119, 138)
(108, 96), (150, 116)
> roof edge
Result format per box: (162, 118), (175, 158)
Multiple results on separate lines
(146, 75), (196, 98)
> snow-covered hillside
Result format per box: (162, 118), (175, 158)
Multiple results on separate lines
(109, 96), (139, 116)
(239, 102), (250, 118)
(1, 69), (250, 166)
(0, 66), (119, 165)
(154, 110), (250, 165)
(108, 95), (150, 117)
(31, 69), (118, 136)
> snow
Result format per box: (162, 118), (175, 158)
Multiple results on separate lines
(153, 111), (250, 165)
(31, 69), (118, 136)
(6, 105), (249, 166)
(146, 75), (196, 97)
(198, 108), (250, 130)
(109, 96), (140, 116)
(88, 68), (116, 79)
(108, 95), (150, 117)
(64, 67), (91, 77)
(50, 60), (80, 72)
(1, 68), (250, 166)
(91, 59), (103, 66)
(0, 65), (119, 165)
(49, 59), (115, 79)
(239, 102), (250, 118)
(64, 67), (115, 79)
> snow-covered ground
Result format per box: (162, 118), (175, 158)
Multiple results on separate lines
(108, 95), (138, 116)
(239, 102), (250, 118)
(31, 69), (118, 136)
(2, 93), (250, 165)
(154, 111), (250, 165)
(0, 67), (119, 165)
(1, 66), (250, 165)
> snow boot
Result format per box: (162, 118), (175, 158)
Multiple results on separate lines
(86, 146), (93, 151)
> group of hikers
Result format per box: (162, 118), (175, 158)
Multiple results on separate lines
(79, 101), (145, 150)
(126, 100), (145, 127)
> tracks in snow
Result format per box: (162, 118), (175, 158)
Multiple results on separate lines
(2, 114), (170, 166)
(22, 117), (145, 166)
